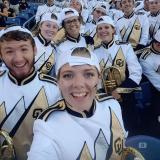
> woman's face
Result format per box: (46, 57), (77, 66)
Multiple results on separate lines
(58, 64), (99, 112)
(97, 23), (115, 43)
(40, 21), (59, 41)
(121, 0), (134, 15)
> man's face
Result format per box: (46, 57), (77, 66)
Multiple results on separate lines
(121, 0), (134, 15)
(70, 0), (82, 13)
(58, 64), (99, 112)
(0, 40), (36, 80)
(149, 0), (160, 14)
(92, 8), (106, 21)
(64, 16), (80, 38)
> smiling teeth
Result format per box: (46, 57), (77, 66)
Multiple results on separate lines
(73, 93), (86, 97)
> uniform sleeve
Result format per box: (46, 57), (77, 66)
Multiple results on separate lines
(139, 14), (149, 45)
(140, 58), (160, 91)
(125, 44), (142, 85)
(27, 120), (61, 160)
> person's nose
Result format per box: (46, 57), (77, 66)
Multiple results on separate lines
(72, 74), (85, 88)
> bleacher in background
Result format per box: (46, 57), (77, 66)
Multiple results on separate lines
(5, 2), (39, 27)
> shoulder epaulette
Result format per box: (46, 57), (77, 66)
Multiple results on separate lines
(96, 93), (114, 102)
(0, 70), (6, 77)
(38, 73), (57, 85)
(38, 99), (66, 121)
(140, 48), (151, 60)
(94, 43), (101, 49)
(115, 40), (128, 45)
(53, 27), (66, 45)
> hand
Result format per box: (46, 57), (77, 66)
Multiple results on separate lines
(112, 90), (121, 100)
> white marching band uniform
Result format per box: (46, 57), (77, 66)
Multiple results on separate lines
(34, 34), (57, 76)
(35, 3), (61, 23)
(28, 96), (126, 160)
(116, 11), (149, 49)
(148, 11), (160, 44)
(94, 40), (142, 89)
(140, 29), (160, 91)
(0, 69), (61, 159)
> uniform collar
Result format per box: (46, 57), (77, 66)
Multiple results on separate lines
(66, 34), (81, 43)
(150, 11), (160, 17)
(102, 39), (114, 49)
(65, 100), (96, 118)
(8, 68), (37, 86)
(37, 33), (51, 46)
(92, 19), (96, 25)
(124, 11), (134, 19)
(151, 44), (160, 55)
(46, 3), (54, 7)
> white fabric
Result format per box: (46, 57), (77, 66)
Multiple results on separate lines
(94, 41), (142, 85)
(140, 50), (160, 91)
(35, 4), (62, 23)
(97, 16), (115, 27)
(60, 7), (79, 22)
(154, 29), (160, 43)
(116, 12), (149, 45)
(28, 99), (125, 160)
(40, 12), (60, 27)
(0, 26), (33, 38)
(56, 48), (100, 75)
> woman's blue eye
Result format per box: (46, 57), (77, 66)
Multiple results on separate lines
(63, 73), (73, 79)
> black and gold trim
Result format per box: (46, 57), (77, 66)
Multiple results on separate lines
(38, 73), (57, 85)
(66, 34), (81, 43)
(140, 48), (151, 60)
(8, 69), (37, 86)
(123, 12), (134, 19)
(0, 70), (6, 77)
(37, 33), (51, 46)
(38, 99), (66, 121)
(66, 100), (96, 118)
(102, 39), (114, 49)
(96, 93), (114, 102)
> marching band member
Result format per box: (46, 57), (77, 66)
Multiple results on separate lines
(56, 8), (94, 53)
(148, 0), (160, 44)
(135, 0), (150, 16)
(35, 0), (61, 23)
(0, 26), (61, 159)
(33, 12), (60, 77)
(139, 29), (160, 138)
(116, 0), (149, 51)
(84, 2), (108, 37)
(94, 16), (142, 134)
(28, 47), (126, 160)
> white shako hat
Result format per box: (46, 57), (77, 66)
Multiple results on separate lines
(0, 26), (33, 38)
(60, 7), (79, 23)
(40, 12), (60, 27)
(56, 47), (100, 75)
(97, 15), (115, 27)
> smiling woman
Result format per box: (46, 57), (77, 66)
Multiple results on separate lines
(27, 47), (128, 160)
(33, 12), (60, 77)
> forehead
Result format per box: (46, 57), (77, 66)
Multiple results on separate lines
(97, 23), (113, 28)
(64, 16), (79, 21)
(0, 40), (32, 49)
(121, 0), (134, 3)
(59, 64), (98, 73)
(41, 21), (58, 26)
